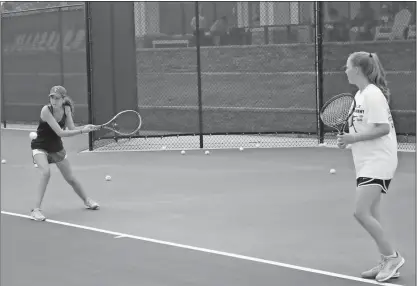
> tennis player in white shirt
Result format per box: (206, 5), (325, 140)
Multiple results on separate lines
(337, 51), (404, 282)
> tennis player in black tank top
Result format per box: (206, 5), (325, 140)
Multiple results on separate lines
(30, 86), (100, 221)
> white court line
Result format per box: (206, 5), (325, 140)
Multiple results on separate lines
(1, 127), (36, 132)
(1, 210), (403, 286)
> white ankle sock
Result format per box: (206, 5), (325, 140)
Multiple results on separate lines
(385, 252), (397, 259)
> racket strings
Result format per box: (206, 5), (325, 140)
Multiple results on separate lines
(108, 111), (142, 136)
(321, 97), (354, 128)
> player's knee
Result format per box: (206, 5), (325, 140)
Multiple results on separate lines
(39, 168), (51, 179)
(353, 209), (370, 222)
(353, 211), (360, 221)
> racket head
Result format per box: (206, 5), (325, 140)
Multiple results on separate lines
(100, 110), (142, 136)
(320, 93), (356, 134)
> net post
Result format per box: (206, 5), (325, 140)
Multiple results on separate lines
(314, 1), (324, 144)
(195, 1), (203, 149)
(85, 2), (94, 151)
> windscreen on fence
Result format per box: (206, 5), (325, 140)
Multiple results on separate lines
(1, 5), (88, 125)
(1, 2), (415, 151)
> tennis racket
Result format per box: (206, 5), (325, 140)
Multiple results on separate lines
(320, 93), (356, 135)
(98, 110), (142, 136)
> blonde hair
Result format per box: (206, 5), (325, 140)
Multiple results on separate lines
(349, 51), (390, 104)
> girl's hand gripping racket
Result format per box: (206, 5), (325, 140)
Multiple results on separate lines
(98, 110), (142, 136)
(320, 93), (356, 135)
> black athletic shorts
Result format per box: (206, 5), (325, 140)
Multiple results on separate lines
(32, 149), (67, 164)
(356, 177), (392, 194)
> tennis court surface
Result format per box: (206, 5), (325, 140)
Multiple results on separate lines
(1, 128), (415, 286)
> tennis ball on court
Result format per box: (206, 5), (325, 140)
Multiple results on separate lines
(239, 147), (244, 151)
(1, 159), (6, 164)
(161, 146), (167, 150)
(330, 169), (336, 174)
(205, 150), (210, 155)
(29, 132), (37, 140)
(181, 150), (186, 155)
(255, 143), (260, 148)
(34, 164), (38, 168)
(105, 175), (112, 181)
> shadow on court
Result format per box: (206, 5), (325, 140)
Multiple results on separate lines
(1, 129), (415, 285)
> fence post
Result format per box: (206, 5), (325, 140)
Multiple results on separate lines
(110, 3), (117, 117)
(58, 7), (64, 86)
(314, 1), (324, 143)
(0, 9), (5, 128)
(195, 1), (203, 149)
(264, 26), (269, 44)
(85, 2), (94, 151)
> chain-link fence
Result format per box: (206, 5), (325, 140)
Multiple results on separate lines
(1, 2), (415, 152)
(1, 4), (87, 126)
(321, 1), (416, 151)
(106, 1), (321, 151)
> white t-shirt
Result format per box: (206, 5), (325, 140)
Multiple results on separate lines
(349, 84), (398, 179)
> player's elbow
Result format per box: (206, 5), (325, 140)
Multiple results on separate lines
(378, 124), (390, 135)
(372, 123), (390, 137)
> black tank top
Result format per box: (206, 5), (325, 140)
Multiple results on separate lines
(31, 105), (66, 152)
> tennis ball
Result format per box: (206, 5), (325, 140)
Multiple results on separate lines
(34, 164), (38, 168)
(255, 143), (260, 148)
(239, 147), (244, 151)
(205, 150), (210, 155)
(105, 175), (112, 181)
(330, 169), (336, 174)
(1, 159), (6, 164)
(181, 150), (186, 155)
(161, 146), (167, 150)
(29, 132), (37, 140)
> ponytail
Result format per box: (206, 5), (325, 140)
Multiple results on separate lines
(369, 53), (391, 104)
(349, 51), (391, 104)
(63, 96), (75, 116)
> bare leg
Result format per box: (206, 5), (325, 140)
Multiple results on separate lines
(56, 158), (89, 202)
(354, 185), (395, 256)
(371, 192), (382, 223)
(33, 153), (51, 209)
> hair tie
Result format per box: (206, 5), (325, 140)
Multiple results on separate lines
(369, 53), (373, 58)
